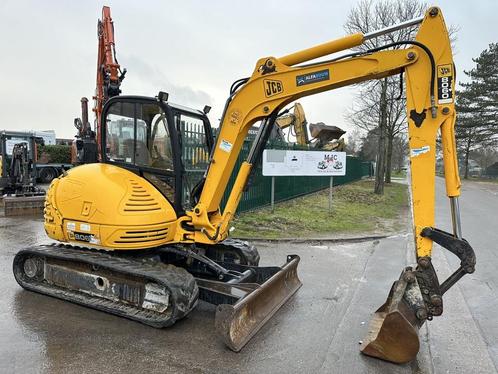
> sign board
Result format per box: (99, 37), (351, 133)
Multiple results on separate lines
(262, 150), (346, 176)
(5, 138), (29, 156)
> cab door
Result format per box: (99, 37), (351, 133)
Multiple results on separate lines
(102, 97), (183, 212)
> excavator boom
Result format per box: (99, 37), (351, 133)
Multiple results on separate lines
(73, 6), (125, 165)
(275, 102), (346, 149)
(94, 6), (126, 153)
(181, 7), (475, 361)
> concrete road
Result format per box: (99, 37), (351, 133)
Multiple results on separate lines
(433, 178), (498, 372)
(0, 178), (496, 373)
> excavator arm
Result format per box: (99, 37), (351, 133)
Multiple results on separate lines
(187, 7), (456, 246)
(275, 102), (310, 145)
(275, 103), (345, 149)
(184, 7), (475, 362)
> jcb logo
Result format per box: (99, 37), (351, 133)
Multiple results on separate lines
(440, 67), (450, 75)
(438, 64), (452, 77)
(264, 79), (283, 97)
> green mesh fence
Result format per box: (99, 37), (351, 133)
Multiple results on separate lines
(217, 137), (372, 213)
(181, 124), (371, 213)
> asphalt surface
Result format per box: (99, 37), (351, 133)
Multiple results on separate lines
(433, 178), (498, 372)
(0, 177), (496, 374)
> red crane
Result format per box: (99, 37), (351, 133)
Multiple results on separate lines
(94, 6), (126, 152)
(73, 6), (126, 164)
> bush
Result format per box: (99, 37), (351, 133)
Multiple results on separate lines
(38, 144), (71, 164)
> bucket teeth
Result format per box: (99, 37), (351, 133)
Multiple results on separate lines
(360, 268), (426, 364)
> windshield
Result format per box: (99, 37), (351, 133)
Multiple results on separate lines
(104, 99), (213, 210)
(105, 101), (173, 171)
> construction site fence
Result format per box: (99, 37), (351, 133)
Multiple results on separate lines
(220, 141), (372, 213)
(180, 121), (372, 213)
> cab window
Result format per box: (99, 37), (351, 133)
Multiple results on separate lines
(105, 101), (176, 203)
(106, 102), (173, 170)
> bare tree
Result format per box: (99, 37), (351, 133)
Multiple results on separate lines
(345, 128), (362, 156)
(392, 134), (409, 172)
(347, 74), (407, 184)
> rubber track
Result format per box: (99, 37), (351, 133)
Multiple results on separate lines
(13, 245), (199, 328)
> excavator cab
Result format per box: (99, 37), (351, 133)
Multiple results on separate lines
(102, 95), (214, 211)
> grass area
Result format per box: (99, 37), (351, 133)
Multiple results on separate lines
(231, 179), (409, 239)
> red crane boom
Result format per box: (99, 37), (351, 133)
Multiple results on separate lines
(73, 6), (125, 164)
(94, 6), (126, 153)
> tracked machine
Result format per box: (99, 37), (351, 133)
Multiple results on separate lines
(14, 7), (476, 362)
(0, 132), (45, 216)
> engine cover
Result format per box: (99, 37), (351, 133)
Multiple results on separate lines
(44, 163), (177, 250)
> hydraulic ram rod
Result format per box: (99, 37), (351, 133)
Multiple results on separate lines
(363, 16), (424, 40)
(278, 16), (424, 66)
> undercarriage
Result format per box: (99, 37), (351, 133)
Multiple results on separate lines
(13, 240), (301, 351)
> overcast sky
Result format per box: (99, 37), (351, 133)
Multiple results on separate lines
(1, 0), (496, 139)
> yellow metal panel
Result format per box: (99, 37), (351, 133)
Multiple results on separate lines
(44, 163), (177, 250)
(193, 48), (416, 236)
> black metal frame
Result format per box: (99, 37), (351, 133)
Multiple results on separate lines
(415, 226), (476, 319)
(0, 132), (42, 194)
(149, 245), (298, 306)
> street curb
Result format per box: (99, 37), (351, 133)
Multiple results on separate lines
(232, 234), (390, 244)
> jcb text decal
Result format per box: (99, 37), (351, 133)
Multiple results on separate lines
(264, 79), (284, 97)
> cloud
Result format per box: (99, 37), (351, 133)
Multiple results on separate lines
(123, 54), (214, 109)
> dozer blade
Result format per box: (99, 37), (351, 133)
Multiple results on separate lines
(214, 255), (302, 351)
(360, 267), (426, 364)
(3, 195), (45, 216)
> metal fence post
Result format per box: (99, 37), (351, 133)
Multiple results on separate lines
(329, 176), (334, 214)
(271, 176), (275, 213)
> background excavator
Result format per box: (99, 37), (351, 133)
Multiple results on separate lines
(13, 7), (476, 364)
(0, 132), (46, 215)
(275, 102), (346, 151)
(72, 6), (126, 165)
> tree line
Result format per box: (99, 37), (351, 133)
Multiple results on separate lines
(456, 43), (498, 178)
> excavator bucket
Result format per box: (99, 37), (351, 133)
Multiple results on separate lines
(212, 255), (302, 351)
(360, 267), (426, 364)
(309, 122), (346, 143)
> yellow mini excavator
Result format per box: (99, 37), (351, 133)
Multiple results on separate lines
(13, 7), (476, 363)
(275, 102), (346, 150)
